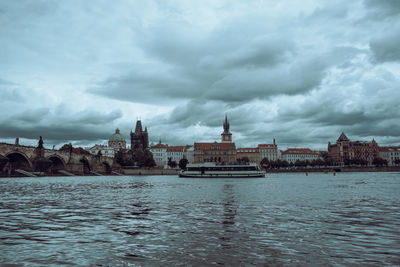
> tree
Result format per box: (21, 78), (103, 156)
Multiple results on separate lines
(134, 147), (145, 166)
(372, 157), (388, 167)
(260, 157), (270, 169)
(282, 160), (289, 168)
(115, 150), (135, 166)
(315, 158), (324, 168)
(320, 151), (334, 166)
(59, 143), (90, 155)
(179, 158), (189, 169)
(167, 157), (177, 169)
(143, 149), (156, 168)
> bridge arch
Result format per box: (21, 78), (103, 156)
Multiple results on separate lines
(102, 161), (112, 174)
(47, 155), (66, 173)
(5, 151), (33, 172)
(0, 153), (9, 172)
(80, 157), (91, 174)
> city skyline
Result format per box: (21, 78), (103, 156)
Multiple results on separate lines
(1, 0), (400, 149)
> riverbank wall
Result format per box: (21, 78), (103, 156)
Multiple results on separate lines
(267, 166), (400, 173)
(121, 168), (178, 175)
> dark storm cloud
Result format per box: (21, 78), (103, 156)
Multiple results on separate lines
(350, 119), (400, 137)
(0, 124), (109, 143)
(10, 108), (50, 123)
(71, 110), (122, 125)
(0, 108), (122, 142)
(91, 67), (196, 104)
(90, 16), (304, 104)
(92, 23), (361, 105)
(370, 27), (400, 63)
(364, 0), (400, 17)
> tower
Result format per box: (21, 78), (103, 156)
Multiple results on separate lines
(221, 114), (232, 143)
(337, 132), (350, 161)
(130, 120), (149, 152)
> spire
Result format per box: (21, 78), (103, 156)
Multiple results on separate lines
(115, 128), (120, 134)
(221, 114), (232, 143)
(337, 132), (349, 142)
(145, 126), (147, 132)
(135, 120), (143, 133)
(223, 113), (230, 133)
(159, 138), (162, 144)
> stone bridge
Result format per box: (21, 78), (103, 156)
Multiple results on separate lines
(0, 142), (118, 176)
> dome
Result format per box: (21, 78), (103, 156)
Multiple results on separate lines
(109, 129), (125, 142)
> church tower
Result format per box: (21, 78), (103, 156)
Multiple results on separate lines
(130, 120), (149, 152)
(221, 114), (232, 143)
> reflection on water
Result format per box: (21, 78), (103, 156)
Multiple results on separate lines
(0, 173), (400, 266)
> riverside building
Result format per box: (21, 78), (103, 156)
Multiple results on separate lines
(328, 132), (379, 165)
(379, 146), (400, 166)
(87, 144), (115, 158)
(258, 139), (278, 161)
(236, 147), (260, 164)
(150, 142), (194, 167)
(194, 115), (237, 164)
(281, 148), (320, 163)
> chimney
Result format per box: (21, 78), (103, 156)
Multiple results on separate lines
(15, 138), (19, 146)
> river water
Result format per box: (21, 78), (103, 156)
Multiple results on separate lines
(0, 172), (399, 266)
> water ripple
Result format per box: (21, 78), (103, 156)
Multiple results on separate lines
(0, 173), (399, 266)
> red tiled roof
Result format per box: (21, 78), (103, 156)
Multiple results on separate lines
(258, 144), (276, 148)
(237, 148), (259, 153)
(167, 146), (187, 152)
(194, 142), (235, 150)
(281, 148), (318, 155)
(380, 146), (400, 152)
(151, 143), (169, 149)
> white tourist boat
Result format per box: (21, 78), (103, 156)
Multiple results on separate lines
(179, 162), (265, 178)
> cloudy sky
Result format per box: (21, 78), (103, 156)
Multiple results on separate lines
(1, 0), (399, 150)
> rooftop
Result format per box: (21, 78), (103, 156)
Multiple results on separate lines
(194, 142), (236, 150)
(281, 148), (318, 155)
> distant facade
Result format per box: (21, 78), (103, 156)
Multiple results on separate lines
(236, 147), (260, 164)
(130, 120), (149, 152)
(258, 139), (278, 161)
(150, 142), (168, 166)
(167, 146), (190, 165)
(185, 146), (195, 164)
(87, 144), (115, 158)
(194, 142), (236, 164)
(379, 146), (400, 166)
(281, 148), (320, 163)
(328, 132), (379, 165)
(108, 128), (126, 151)
(150, 141), (194, 167)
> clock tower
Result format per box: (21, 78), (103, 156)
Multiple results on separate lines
(221, 114), (232, 143)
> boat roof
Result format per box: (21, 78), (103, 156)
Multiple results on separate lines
(186, 163), (258, 167)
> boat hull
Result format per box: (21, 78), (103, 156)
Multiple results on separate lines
(179, 163), (265, 178)
(179, 172), (265, 178)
